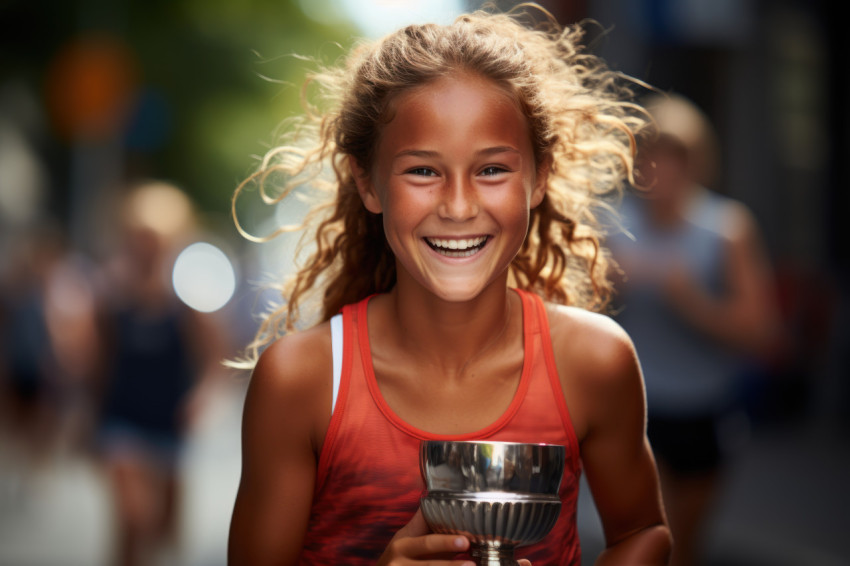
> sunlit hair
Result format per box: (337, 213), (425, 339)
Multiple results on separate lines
(232, 4), (649, 365)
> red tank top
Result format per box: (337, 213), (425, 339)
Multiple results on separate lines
(298, 290), (582, 565)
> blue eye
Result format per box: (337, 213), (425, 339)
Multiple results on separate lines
(480, 166), (507, 176)
(408, 167), (437, 176)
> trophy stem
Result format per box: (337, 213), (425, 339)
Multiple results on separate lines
(470, 544), (520, 566)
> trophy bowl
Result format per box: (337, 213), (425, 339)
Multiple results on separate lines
(420, 440), (565, 566)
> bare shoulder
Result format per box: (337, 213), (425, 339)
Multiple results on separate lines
(244, 322), (334, 451)
(543, 304), (644, 439)
(713, 194), (760, 244)
(251, 323), (333, 391)
(544, 303), (639, 381)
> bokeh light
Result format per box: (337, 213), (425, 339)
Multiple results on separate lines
(172, 242), (236, 313)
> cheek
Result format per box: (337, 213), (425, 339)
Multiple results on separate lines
(379, 186), (429, 247)
(495, 190), (533, 235)
(383, 182), (440, 219)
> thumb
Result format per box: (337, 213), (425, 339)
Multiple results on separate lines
(518, 561), (532, 566)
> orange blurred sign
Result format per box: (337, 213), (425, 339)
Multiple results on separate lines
(45, 34), (139, 141)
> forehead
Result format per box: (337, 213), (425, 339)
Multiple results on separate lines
(400, 71), (519, 111)
(377, 72), (531, 157)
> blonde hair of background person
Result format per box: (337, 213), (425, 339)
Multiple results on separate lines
(228, 5), (671, 565)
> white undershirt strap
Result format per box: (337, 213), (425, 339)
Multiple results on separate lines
(330, 314), (343, 414)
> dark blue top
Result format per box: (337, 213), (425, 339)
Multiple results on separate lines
(100, 302), (195, 436)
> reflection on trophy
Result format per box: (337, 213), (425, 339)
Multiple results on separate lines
(420, 440), (565, 566)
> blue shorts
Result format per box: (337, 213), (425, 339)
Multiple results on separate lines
(97, 419), (183, 469)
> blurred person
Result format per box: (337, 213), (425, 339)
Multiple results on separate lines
(0, 222), (67, 457)
(610, 93), (781, 566)
(0, 220), (102, 565)
(93, 180), (229, 566)
(0, 219), (101, 455)
(40, 245), (102, 451)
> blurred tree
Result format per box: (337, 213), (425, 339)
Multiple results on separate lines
(1, 0), (357, 222)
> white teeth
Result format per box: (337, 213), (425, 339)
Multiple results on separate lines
(425, 236), (488, 258)
(426, 236), (487, 251)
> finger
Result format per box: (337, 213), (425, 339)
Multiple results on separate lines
(518, 560), (532, 566)
(394, 531), (470, 558)
(393, 508), (470, 553)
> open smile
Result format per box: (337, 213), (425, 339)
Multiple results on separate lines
(424, 236), (490, 258)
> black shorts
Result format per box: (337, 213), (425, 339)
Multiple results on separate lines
(647, 414), (724, 476)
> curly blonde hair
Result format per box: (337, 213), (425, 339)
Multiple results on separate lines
(233, 4), (649, 364)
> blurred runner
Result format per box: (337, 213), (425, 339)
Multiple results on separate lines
(94, 181), (228, 566)
(610, 94), (781, 566)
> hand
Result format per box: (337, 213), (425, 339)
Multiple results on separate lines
(663, 262), (695, 303)
(662, 263), (712, 321)
(376, 509), (531, 566)
(377, 509), (471, 565)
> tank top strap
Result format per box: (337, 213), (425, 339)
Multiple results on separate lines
(514, 289), (582, 475)
(315, 302), (357, 491)
(515, 288), (541, 335)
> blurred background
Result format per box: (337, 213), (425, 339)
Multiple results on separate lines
(0, 1), (846, 565)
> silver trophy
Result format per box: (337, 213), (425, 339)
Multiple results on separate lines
(419, 440), (565, 566)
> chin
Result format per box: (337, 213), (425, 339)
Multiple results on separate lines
(426, 279), (494, 303)
(432, 290), (481, 303)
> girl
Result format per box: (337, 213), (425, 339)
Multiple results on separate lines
(228, 6), (671, 565)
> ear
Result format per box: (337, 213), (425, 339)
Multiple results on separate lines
(530, 156), (550, 209)
(349, 156), (382, 214)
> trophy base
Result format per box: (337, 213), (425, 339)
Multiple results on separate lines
(471, 545), (521, 566)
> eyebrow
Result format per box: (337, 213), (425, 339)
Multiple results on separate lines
(393, 146), (521, 160)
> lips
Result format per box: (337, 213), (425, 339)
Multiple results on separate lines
(424, 236), (489, 257)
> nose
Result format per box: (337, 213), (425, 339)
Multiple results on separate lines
(437, 175), (479, 221)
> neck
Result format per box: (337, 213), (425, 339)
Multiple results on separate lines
(381, 277), (516, 380)
(648, 183), (699, 227)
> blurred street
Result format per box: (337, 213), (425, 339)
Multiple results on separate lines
(0, 379), (247, 566)
(580, 416), (850, 566)
(0, 377), (847, 566)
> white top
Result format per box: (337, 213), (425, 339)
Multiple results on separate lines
(330, 313), (343, 414)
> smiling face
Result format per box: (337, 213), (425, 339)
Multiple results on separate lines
(353, 72), (547, 303)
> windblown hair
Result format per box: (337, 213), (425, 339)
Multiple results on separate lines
(232, 5), (649, 364)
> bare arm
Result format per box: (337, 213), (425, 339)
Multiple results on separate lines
(228, 329), (332, 565)
(552, 308), (672, 565)
(585, 323), (671, 564)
